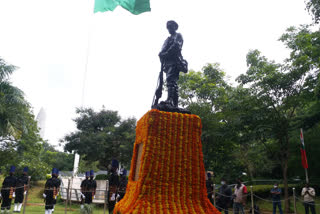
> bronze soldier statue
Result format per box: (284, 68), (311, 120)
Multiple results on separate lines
(152, 20), (189, 113)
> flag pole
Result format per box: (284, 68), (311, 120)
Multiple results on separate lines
(305, 168), (309, 184)
(300, 128), (309, 184)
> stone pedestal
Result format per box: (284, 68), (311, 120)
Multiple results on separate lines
(114, 109), (220, 214)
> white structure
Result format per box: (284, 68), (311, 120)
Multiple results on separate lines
(36, 107), (47, 139)
(72, 153), (80, 177)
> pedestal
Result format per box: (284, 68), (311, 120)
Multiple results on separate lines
(114, 109), (220, 214)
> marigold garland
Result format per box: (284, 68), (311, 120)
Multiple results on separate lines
(114, 109), (220, 214)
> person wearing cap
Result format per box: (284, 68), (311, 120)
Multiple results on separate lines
(13, 167), (29, 213)
(108, 160), (120, 213)
(80, 171), (90, 209)
(216, 178), (232, 214)
(206, 172), (214, 204)
(301, 183), (316, 214)
(158, 20), (188, 108)
(43, 168), (59, 214)
(117, 169), (128, 202)
(86, 170), (97, 205)
(51, 169), (61, 213)
(1, 166), (17, 213)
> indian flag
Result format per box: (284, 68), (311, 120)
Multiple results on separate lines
(94, 0), (151, 15)
(300, 128), (309, 169)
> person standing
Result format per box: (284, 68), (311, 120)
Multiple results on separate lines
(233, 178), (247, 214)
(301, 183), (316, 214)
(88, 170), (97, 202)
(1, 166), (17, 213)
(216, 178), (232, 214)
(271, 183), (283, 214)
(206, 173), (214, 204)
(80, 171), (90, 209)
(117, 169), (128, 202)
(51, 169), (61, 213)
(13, 167), (29, 213)
(43, 168), (58, 214)
(108, 160), (120, 214)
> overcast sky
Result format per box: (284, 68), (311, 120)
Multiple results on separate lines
(0, 0), (312, 149)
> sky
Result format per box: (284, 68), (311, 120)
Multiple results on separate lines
(0, 0), (313, 149)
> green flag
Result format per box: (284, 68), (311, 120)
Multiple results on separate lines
(94, 0), (151, 15)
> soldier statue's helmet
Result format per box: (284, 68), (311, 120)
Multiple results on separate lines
(10, 166), (16, 173)
(112, 159), (119, 169)
(167, 20), (178, 31)
(85, 171), (90, 177)
(90, 170), (94, 176)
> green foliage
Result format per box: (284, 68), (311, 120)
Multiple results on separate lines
(80, 204), (93, 214)
(62, 107), (136, 169)
(305, 0), (320, 24)
(95, 174), (108, 180)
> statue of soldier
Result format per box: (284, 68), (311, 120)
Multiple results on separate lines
(153, 20), (188, 112)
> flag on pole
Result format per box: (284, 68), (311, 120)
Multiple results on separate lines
(94, 0), (151, 15)
(300, 128), (309, 169)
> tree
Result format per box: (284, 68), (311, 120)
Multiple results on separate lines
(62, 107), (136, 169)
(305, 0), (320, 24)
(233, 48), (316, 212)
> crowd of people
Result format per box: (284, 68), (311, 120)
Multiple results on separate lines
(206, 173), (317, 214)
(0, 160), (128, 214)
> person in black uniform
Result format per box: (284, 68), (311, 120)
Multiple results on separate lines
(13, 167), (29, 213)
(108, 160), (120, 214)
(1, 166), (17, 213)
(206, 172), (214, 204)
(43, 168), (59, 214)
(117, 169), (127, 202)
(89, 170), (97, 202)
(80, 171), (90, 210)
(51, 169), (61, 213)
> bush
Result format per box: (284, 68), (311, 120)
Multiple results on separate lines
(95, 174), (108, 180)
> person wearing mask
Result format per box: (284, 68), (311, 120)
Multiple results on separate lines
(301, 183), (316, 214)
(14, 167), (29, 213)
(80, 171), (90, 209)
(1, 166), (17, 213)
(271, 183), (283, 214)
(216, 178), (232, 214)
(233, 178), (247, 214)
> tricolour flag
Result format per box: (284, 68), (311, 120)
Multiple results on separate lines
(300, 128), (309, 169)
(94, 0), (151, 15)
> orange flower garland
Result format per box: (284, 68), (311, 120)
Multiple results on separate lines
(114, 109), (220, 214)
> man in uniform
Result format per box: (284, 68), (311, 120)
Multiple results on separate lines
(80, 171), (90, 209)
(206, 172), (214, 204)
(216, 178), (232, 214)
(51, 169), (61, 213)
(117, 169), (127, 202)
(158, 20), (188, 108)
(13, 167), (29, 213)
(108, 160), (120, 214)
(89, 170), (97, 201)
(43, 168), (59, 214)
(1, 166), (17, 213)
